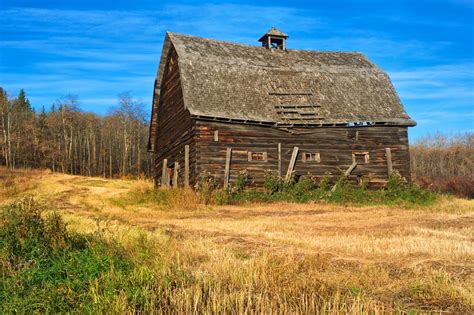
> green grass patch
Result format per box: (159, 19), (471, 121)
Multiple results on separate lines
(0, 198), (176, 313)
(212, 172), (438, 208)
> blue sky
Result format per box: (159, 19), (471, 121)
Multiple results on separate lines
(1, 0), (473, 140)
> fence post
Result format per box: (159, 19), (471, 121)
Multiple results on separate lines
(184, 145), (190, 188)
(285, 146), (299, 181)
(278, 143), (282, 177)
(172, 162), (179, 188)
(385, 148), (393, 176)
(161, 158), (168, 187)
(224, 147), (232, 189)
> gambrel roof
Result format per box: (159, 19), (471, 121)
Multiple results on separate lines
(149, 32), (415, 149)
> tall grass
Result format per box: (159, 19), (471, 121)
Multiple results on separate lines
(0, 168), (48, 201)
(109, 180), (202, 211)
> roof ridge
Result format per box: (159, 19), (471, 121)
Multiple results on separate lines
(167, 31), (367, 55)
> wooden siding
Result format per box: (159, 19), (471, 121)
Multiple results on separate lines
(194, 121), (411, 188)
(153, 44), (196, 186)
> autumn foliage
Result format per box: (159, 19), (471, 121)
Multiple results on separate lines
(410, 133), (473, 198)
(0, 88), (151, 177)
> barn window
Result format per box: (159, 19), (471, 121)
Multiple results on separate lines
(347, 130), (359, 141)
(352, 151), (369, 164)
(248, 151), (268, 162)
(302, 152), (320, 163)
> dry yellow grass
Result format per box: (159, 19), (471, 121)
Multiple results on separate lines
(1, 167), (473, 312)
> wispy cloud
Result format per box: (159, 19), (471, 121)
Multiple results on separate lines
(389, 63), (474, 104)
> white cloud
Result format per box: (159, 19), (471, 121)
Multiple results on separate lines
(388, 63), (474, 105)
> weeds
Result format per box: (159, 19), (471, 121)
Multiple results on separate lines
(211, 171), (437, 207)
(0, 198), (135, 313)
(195, 172), (220, 204)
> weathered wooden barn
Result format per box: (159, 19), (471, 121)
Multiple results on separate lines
(148, 28), (416, 188)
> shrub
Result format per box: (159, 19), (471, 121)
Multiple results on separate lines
(316, 175), (331, 192)
(264, 170), (284, 194)
(213, 188), (233, 205)
(326, 176), (364, 204)
(291, 177), (316, 195)
(213, 170), (251, 205)
(194, 172), (219, 204)
(281, 176), (319, 202)
(416, 176), (474, 199)
(381, 172), (437, 206)
(234, 170), (250, 193)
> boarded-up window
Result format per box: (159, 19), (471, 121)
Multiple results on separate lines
(248, 151), (268, 162)
(352, 151), (369, 164)
(347, 130), (359, 140)
(302, 152), (320, 163)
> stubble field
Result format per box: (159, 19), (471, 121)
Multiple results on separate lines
(1, 167), (473, 313)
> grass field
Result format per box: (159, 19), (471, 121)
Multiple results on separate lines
(1, 167), (473, 313)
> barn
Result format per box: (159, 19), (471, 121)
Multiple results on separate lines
(147, 28), (416, 189)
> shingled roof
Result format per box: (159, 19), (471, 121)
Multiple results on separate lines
(150, 31), (415, 139)
(258, 27), (288, 41)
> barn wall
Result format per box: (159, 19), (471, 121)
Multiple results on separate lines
(153, 45), (196, 186)
(195, 121), (411, 187)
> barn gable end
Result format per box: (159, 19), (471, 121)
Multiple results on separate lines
(151, 43), (196, 186)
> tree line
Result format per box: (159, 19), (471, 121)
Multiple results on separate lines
(0, 87), (152, 177)
(410, 132), (473, 178)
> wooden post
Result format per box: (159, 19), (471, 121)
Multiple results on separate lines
(184, 145), (190, 188)
(343, 162), (358, 176)
(285, 146), (299, 181)
(385, 148), (393, 176)
(330, 162), (357, 192)
(224, 147), (232, 189)
(278, 143), (282, 177)
(161, 158), (168, 187)
(172, 162), (179, 188)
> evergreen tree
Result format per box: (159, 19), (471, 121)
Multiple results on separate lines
(17, 89), (31, 111)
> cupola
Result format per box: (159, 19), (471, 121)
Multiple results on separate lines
(258, 27), (288, 50)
